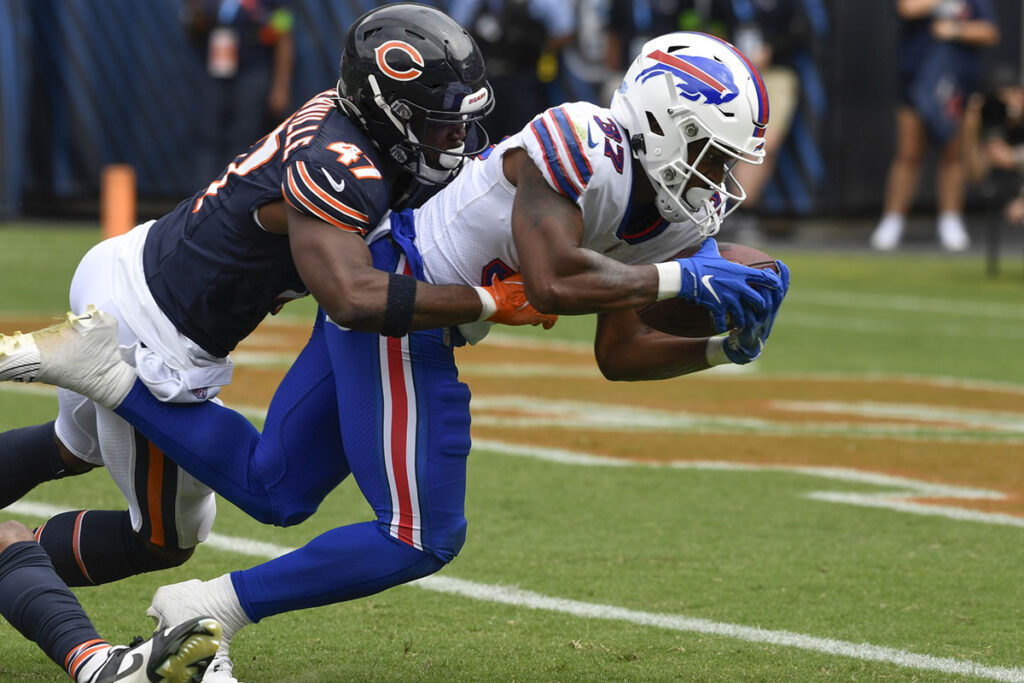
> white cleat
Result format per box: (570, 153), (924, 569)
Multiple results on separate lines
(869, 214), (904, 251)
(196, 654), (239, 683)
(0, 330), (40, 382)
(938, 213), (970, 252)
(89, 616), (222, 683)
(0, 305), (135, 408)
(148, 580), (245, 683)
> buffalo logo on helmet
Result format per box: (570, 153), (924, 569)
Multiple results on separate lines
(638, 49), (739, 106)
(374, 40), (424, 81)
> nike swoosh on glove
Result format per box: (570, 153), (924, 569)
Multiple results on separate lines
(674, 238), (781, 333)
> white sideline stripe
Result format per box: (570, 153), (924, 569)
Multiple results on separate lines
(480, 332), (592, 352)
(416, 577), (1024, 683)
(5, 381), (1024, 446)
(779, 312), (1024, 340)
(457, 362), (601, 378)
(472, 439), (1024, 528)
(6, 499), (1023, 682)
(763, 371), (1024, 397)
(796, 289), (1024, 320)
(774, 400), (1024, 434)
(1, 353), (1023, 398)
(470, 395), (1024, 444)
(229, 351), (298, 367)
(1, 369), (1022, 397)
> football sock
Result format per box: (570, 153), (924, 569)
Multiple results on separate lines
(0, 421), (74, 508)
(35, 509), (186, 586)
(0, 541), (113, 681)
(157, 574), (251, 649)
(232, 521), (444, 622)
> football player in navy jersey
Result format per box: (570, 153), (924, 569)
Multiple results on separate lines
(0, 31), (788, 682)
(0, 5), (558, 679)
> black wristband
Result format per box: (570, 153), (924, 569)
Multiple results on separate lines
(382, 272), (417, 338)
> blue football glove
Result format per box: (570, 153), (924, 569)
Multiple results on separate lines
(674, 238), (782, 333)
(723, 326), (765, 364)
(722, 259), (790, 365)
(756, 259), (790, 340)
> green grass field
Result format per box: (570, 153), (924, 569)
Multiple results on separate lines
(1, 223), (1023, 682)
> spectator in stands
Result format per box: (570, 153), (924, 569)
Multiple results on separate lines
(606, 0), (732, 74)
(869, 0), (999, 252)
(728, 0), (814, 244)
(964, 65), (1024, 226)
(183, 0), (295, 181)
(450, 0), (576, 141)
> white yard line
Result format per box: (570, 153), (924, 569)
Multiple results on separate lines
(472, 439), (1024, 529)
(777, 312), (1024, 340)
(6, 498), (1023, 682)
(773, 400), (1024, 433)
(468, 394), (1024, 444)
(794, 289), (1024, 320)
(418, 577), (1024, 683)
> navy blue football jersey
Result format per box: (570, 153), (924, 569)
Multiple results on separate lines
(144, 90), (410, 357)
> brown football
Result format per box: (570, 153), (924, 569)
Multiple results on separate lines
(636, 242), (779, 337)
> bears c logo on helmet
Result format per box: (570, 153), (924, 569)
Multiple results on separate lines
(374, 41), (424, 81)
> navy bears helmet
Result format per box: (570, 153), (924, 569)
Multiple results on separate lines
(337, 3), (494, 184)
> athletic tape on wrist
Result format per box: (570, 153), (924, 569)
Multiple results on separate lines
(705, 336), (731, 366)
(654, 262), (682, 301)
(474, 286), (497, 322)
(382, 273), (417, 338)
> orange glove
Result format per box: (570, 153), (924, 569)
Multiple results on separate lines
(477, 272), (557, 329)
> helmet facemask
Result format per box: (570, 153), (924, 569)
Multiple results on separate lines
(365, 74), (494, 184)
(641, 104), (762, 237)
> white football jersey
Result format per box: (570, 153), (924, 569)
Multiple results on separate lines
(374, 101), (706, 343)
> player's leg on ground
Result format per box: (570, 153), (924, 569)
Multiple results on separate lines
(34, 508), (195, 587)
(0, 521), (221, 682)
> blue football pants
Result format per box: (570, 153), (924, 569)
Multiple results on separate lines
(114, 240), (472, 622)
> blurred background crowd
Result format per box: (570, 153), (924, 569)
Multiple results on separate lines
(1, 0), (1023, 254)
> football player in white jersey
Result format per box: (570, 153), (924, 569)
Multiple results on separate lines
(0, 32), (788, 682)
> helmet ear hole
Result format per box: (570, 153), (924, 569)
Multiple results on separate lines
(646, 111), (664, 136)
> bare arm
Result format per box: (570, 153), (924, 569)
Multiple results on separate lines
(897, 0), (942, 19)
(594, 309), (712, 381)
(286, 205), (486, 331)
(897, 0), (1000, 46)
(932, 17), (999, 47)
(507, 149), (662, 314)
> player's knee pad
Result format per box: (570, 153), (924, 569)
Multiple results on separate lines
(36, 510), (195, 586)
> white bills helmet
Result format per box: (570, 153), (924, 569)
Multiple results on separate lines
(610, 32), (769, 236)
